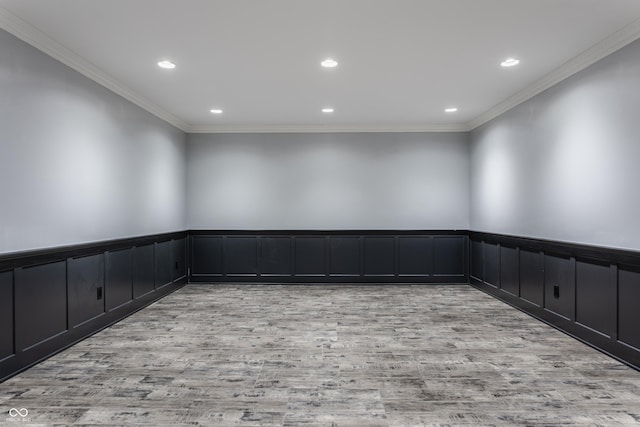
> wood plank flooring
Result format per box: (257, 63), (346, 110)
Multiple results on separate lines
(1, 284), (640, 426)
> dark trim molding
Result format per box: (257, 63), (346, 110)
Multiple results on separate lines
(0, 231), (188, 270)
(469, 231), (640, 267)
(189, 229), (468, 236)
(469, 231), (640, 371)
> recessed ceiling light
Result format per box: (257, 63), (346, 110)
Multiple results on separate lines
(322, 107), (334, 113)
(445, 107), (458, 113)
(210, 109), (223, 114)
(321, 58), (338, 68)
(501, 58), (520, 67)
(157, 60), (176, 69)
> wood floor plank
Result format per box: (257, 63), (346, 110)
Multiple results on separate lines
(1, 284), (640, 426)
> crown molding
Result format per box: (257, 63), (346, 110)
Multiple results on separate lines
(187, 123), (471, 134)
(0, 6), (189, 132)
(467, 17), (640, 131)
(3, 5), (640, 135)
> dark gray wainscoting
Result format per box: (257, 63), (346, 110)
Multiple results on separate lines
(0, 231), (187, 382)
(189, 231), (468, 284)
(469, 231), (640, 371)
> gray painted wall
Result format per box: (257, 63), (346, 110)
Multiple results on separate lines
(187, 132), (469, 230)
(0, 29), (187, 254)
(470, 38), (640, 250)
(9, 17), (640, 252)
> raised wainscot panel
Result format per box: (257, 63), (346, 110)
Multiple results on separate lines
(519, 250), (543, 306)
(0, 271), (13, 360)
(500, 246), (519, 295)
(483, 242), (500, 287)
(105, 248), (133, 311)
(133, 245), (155, 298)
(575, 260), (613, 337)
(259, 237), (292, 276)
(433, 236), (465, 276)
(155, 240), (173, 287)
(0, 231), (186, 383)
(471, 240), (483, 281)
(295, 237), (326, 276)
(68, 254), (105, 328)
(172, 238), (187, 281)
(544, 254), (575, 320)
(364, 237), (395, 276)
(15, 262), (67, 351)
(191, 236), (223, 276)
(329, 237), (360, 276)
(618, 266), (640, 350)
(398, 237), (432, 276)
(225, 237), (258, 276)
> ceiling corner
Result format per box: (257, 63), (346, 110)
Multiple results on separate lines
(467, 16), (640, 131)
(0, 5), (189, 132)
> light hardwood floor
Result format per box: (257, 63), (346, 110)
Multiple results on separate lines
(1, 284), (640, 426)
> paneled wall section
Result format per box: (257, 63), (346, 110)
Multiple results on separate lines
(469, 231), (640, 370)
(5, 229), (640, 380)
(190, 231), (468, 283)
(0, 232), (187, 382)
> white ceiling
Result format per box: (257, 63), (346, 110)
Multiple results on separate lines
(2, 0), (640, 133)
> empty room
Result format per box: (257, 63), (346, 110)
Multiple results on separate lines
(2, 0), (640, 425)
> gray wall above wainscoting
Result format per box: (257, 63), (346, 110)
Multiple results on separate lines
(470, 37), (640, 251)
(0, 29), (187, 255)
(186, 132), (470, 230)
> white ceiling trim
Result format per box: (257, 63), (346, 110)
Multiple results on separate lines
(0, 6), (189, 132)
(467, 16), (640, 131)
(188, 124), (471, 133)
